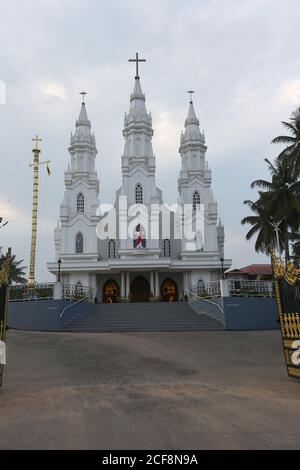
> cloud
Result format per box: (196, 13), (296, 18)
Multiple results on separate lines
(39, 81), (67, 104)
(1, 0), (300, 280)
(154, 111), (182, 167)
(274, 79), (300, 109)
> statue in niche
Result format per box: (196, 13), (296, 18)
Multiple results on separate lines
(195, 230), (203, 251)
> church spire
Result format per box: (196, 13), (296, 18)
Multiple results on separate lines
(76, 91), (91, 130)
(122, 54), (154, 162)
(69, 92), (97, 174)
(185, 90), (200, 128)
(178, 91), (208, 190)
(180, 91), (205, 153)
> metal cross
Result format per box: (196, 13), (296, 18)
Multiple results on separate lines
(187, 90), (195, 103)
(128, 52), (146, 79)
(32, 135), (42, 151)
(79, 91), (87, 103)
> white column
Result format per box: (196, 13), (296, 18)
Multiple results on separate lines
(91, 274), (97, 298)
(183, 271), (191, 290)
(183, 272), (189, 293)
(121, 272), (125, 298)
(150, 271), (154, 296)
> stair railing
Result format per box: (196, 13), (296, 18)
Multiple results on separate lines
(60, 288), (97, 320)
(185, 288), (225, 327)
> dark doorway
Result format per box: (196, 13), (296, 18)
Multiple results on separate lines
(161, 278), (178, 302)
(130, 275), (150, 302)
(103, 279), (120, 303)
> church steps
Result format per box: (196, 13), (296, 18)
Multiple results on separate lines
(61, 302), (224, 332)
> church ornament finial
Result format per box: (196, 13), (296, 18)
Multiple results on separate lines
(128, 52), (146, 80)
(79, 91), (87, 104)
(187, 90), (194, 104)
(32, 135), (42, 151)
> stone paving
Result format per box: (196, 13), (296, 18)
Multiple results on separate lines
(0, 329), (299, 449)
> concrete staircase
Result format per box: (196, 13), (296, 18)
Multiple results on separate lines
(61, 302), (224, 332)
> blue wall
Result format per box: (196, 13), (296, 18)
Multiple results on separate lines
(8, 297), (280, 332)
(8, 300), (73, 331)
(223, 297), (279, 330)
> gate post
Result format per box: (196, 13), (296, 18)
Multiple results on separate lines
(220, 279), (229, 297)
(54, 281), (63, 300)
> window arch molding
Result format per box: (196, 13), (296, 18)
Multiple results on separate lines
(75, 232), (84, 254)
(77, 193), (85, 213)
(135, 184), (143, 204)
(193, 191), (201, 211)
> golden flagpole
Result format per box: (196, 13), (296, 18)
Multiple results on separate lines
(28, 136), (50, 288)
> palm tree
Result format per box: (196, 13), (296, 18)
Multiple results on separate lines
(0, 252), (27, 285)
(241, 197), (281, 255)
(272, 107), (300, 171)
(242, 158), (300, 262)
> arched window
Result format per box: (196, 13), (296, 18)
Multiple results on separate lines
(75, 281), (83, 295)
(108, 239), (116, 259)
(134, 224), (146, 248)
(163, 239), (171, 257)
(75, 232), (83, 254)
(193, 191), (201, 211)
(77, 193), (84, 213)
(135, 184), (143, 204)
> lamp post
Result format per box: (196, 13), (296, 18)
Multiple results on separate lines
(268, 220), (282, 254)
(57, 259), (61, 282)
(220, 257), (225, 280)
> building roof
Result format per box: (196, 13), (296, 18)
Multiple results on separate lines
(227, 264), (272, 275)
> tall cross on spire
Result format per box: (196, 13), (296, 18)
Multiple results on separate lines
(187, 90), (195, 104)
(32, 135), (42, 151)
(79, 91), (87, 104)
(128, 52), (146, 79)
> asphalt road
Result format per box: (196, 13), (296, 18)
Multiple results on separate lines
(0, 329), (299, 450)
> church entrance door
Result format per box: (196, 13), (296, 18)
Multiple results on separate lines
(103, 279), (120, 303)
(161, 278), (178, 302)
(130, 276), (150, 302)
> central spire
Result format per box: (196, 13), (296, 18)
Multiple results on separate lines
(122, 53), (154, 162)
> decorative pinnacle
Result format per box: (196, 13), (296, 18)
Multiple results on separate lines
(32, 135), (42, 151)
(187, 90), (195, 104)
(79, 91), (87, 104)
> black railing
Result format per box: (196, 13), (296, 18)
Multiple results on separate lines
(9, 283), (54, 302)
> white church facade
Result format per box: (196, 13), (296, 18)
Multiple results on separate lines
(47, 59), (231, 302)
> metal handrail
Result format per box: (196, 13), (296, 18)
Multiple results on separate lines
(60, 288), (97, 319)
(185, 289), (224, 314)
(185, 288), (225, 326)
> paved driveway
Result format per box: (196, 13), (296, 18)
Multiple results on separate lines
(0, 330), (299, 449)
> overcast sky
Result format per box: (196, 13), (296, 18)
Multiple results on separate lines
(1, 0), (300, 281)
